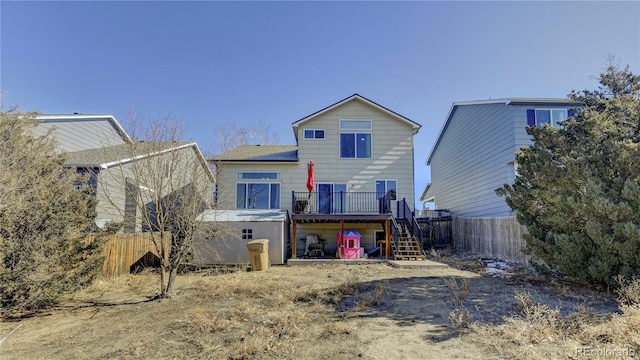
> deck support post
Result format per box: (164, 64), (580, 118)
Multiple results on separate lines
(385, 219), (391, 259)
(292, 220), (297, 259)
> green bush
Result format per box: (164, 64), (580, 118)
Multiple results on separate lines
(497, 61), (640, 287)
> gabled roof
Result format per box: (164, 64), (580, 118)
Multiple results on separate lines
(210, 145), (298, 162)
(65, 141), (215, 181)
(291, 94), (421, 140)
(419, 183), (432, 202)
(426, 97), (579, 165)
(37, 114), (132, 143)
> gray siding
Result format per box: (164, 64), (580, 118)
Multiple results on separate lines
(95, 145), (212, 232)
(428, 103), (516, 217)
(428, 102), (576, 218)
(35, 118), (127, 153)
(195, 221), (288, 265)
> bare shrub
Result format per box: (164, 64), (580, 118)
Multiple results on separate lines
(445, 277), (471, 332)
(444, 277), (469, 307)
(614, 275), (640, 307)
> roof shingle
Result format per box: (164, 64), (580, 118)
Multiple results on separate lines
(210, 145), (298, 162)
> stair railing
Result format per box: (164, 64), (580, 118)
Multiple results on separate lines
(396, 198), (426, 257)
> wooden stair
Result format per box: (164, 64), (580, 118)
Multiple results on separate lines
(391, 221), (426, 261)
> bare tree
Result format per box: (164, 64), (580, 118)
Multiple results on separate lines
(100, 113), (215, 298)
(212, 120), (280, 154)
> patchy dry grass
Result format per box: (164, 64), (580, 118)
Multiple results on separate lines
(469, 280), (640, 360)
(0, 261), (636, 360)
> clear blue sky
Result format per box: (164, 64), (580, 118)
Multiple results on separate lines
(2, 1), (639, 208)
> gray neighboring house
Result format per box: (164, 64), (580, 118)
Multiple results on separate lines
(35, 114), (214, 231)
(422, 98), (578, 218)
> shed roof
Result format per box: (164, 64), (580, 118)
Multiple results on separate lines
(198, 209), (290, 222)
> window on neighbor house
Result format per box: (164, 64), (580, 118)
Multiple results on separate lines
(304, 129), (325, 140)
(527, 109), (573, 127)
(236, 183), (280, 209)
(376, 179), (397, 200)
(242, 228), (253, 240)
(340, 120), (372, 158)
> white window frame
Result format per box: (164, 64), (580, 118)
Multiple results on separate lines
(376, 179), (397, 200)
(303, 129), (325, 140)
(236, 172), (280, 180)
(236, 182), (281, 209)
(535, 108), (568, 127)
(339, 119), (373, 159)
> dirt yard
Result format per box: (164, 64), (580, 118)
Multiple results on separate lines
(1, 256), (637, 360)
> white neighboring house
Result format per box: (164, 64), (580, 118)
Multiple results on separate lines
(423, 98), (578, 217)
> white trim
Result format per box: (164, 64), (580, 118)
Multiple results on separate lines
(375, 179), (398, 199)
(292, 94), (420, 135)
(303, 129), (326, 140)
(533, 108), (568, 127)
(339, 119), (372, 130)
(339, 119), (373, 159)
(236, 182), (281, 210)
(101, 142), (193, 168)
(235, 171), (281, 180)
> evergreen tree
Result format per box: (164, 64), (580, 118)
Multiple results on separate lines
(0, 110), (104, 315)
(497, 62), (640, 286)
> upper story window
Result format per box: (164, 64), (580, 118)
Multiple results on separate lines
(237, 172), (280, 180)
(304, 129), (325, 140)
(340, 120), (372, 159)
(527, 109), (571, 127)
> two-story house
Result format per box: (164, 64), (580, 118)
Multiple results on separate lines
(35, 114), (214, 232)
(210, 94), (423, 262)
(422, 98), (577, 218)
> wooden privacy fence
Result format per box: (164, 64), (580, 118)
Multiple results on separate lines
(87, 233), (170, 278)
(452, 216), (529, 263)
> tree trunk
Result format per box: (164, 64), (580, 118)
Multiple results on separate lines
(165, 266), (179, 298)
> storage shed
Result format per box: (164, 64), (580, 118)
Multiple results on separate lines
(194, 210), (291, 265)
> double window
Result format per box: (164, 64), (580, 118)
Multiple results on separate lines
(304, 129), (325, 140)
(340, 120), (372, 158)
(236, 172), (280, 209)
(527, 109), (569, 127)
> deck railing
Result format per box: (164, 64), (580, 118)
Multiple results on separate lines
(292, 191), (392, 215)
